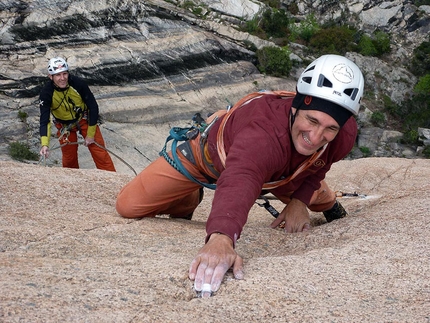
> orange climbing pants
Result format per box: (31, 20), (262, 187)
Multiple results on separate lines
(115, 149), (336, 219)
(116, 153), (204, 219)
(56, 119), (116, 172)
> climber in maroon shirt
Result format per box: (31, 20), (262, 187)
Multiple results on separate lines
(116, 54), (365, 298)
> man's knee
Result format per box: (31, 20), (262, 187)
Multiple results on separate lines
(115, 193), (156, 219)
(116, 196), (137, 218)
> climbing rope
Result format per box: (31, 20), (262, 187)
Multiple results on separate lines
(38, 140), (137, 176)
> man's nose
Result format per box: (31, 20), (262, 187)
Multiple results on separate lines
(310, 126), (325, 143)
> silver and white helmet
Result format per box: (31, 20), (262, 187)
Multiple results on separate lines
(47, 57), (69, 75)
(296, 54), (364, 115)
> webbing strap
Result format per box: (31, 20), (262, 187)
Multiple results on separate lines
(160, 90), (323, 192)
(214, 90), (324, 190)
(160, 127), (216, 190)
(216, 90), (296, 168)
(260, 143), (327, 190)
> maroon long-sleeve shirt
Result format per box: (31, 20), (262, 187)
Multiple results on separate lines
(206, 94), (357, 244)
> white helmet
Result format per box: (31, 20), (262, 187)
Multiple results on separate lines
(48, 57), (69, 75)
(296, 54), (364, 115)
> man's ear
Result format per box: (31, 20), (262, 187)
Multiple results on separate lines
(48, 74), (53, 80)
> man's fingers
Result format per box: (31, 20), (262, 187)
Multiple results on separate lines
(202, 267), (217, 299)
(233, 255), (244, 280)
(188, 257), (200, 281)
(40, 147), (49, 158)
(210, 262), (230, 292)
(191, 261), (220, 298)
(85, 137), (95, 146)
(189, 234), (239, 297)
(190, 256), (239, 297)
(192, 260), (207, 291)
(270, 216), (284, 228)
(302, 223), (311, 231)
(284, 221), (311, 233)
(200, 283), (212, 299)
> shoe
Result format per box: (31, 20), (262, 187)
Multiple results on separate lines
(181, 187), (204, 220)
(323, 200), (348, 223)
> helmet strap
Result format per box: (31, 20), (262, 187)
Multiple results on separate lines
(291, 91), (306, 128)
(290, 108), (299, 128)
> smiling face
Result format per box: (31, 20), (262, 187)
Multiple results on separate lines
(290, 108), (340, 156)
(49, 71), (69, 89)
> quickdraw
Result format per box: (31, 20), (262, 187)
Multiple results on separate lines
(58, 129), (70, 142)
(57, 119), (81, 143)
(256, 191), (367, 218)
(335, 191), (367, 198)
(255, 195), (280, 218)
(56, 109), (88, 142)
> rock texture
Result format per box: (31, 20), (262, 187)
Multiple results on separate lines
(0, 3), (430, 319)
(1, 157), (429, 322)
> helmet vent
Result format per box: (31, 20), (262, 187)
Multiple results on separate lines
(349, 88), (359, 101)
(304, 65), (316, 73)
(302, 76), (312, 84)
(317, 74), (332, 88)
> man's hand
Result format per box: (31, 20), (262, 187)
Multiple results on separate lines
(84, 136), (95, 146)
(40, 146), (49, 158)
(189, 233), (244, 298)
(270, 198), (311, 233)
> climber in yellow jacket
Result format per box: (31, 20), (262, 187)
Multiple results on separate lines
(39, 57), (115, 171)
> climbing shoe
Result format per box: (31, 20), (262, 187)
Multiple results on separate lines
(323, 200), (348, 223)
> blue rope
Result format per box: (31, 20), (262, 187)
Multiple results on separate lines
(160, 127), (216, 190)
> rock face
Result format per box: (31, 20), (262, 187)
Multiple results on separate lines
(200, 0), (261, 19)
(1, 157), (429, 321)
(0, 0), (258, 97)
(1, 3), (430, 321)
(287, 0), (430, 52)
(0, 0), (429, 168)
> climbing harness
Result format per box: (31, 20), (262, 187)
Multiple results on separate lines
(57, 123), (77, 143)
(160, 90), (299, 191)
(55, 107), (85, 143)
(159, 113), (218, 190)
